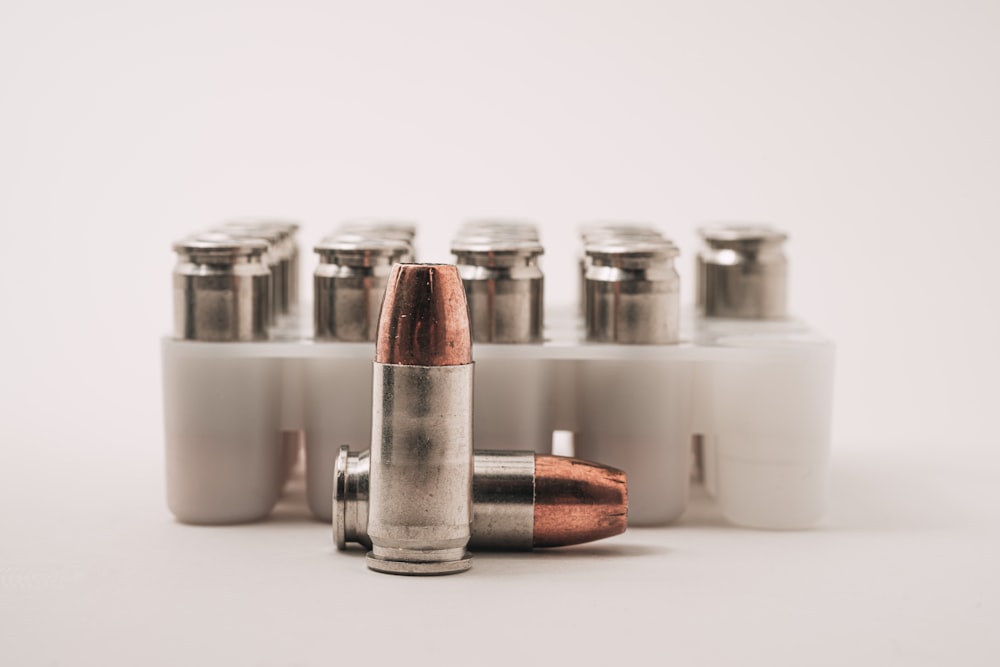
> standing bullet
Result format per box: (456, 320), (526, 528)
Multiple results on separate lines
(213, 223), (288, 320)
(697, 224), (788, 319)
(313, 236), (410, 341)
(172, 234), (272, 341)
(584, 238), (681, 344)
(451, 235), (545, 344)
(335, 446), (628, 551)
(366, 264), (475, 575)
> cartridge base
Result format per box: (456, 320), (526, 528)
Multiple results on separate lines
(366, 551), (473, 576)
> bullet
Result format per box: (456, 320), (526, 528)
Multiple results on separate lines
(451, 235), (545, 344)
(215, 222), (291, 318)
(697, 224), (788, 319)
(366, 263), (474, 575)
(532, 452), (629, 547)
(335, 446), (628, 551)
(313, 236), (410, 341)
(217, 219), (302, 315)
(172, 234), (272, 341)
(584, 238), (681, 344)
(251, 220), (302, 312)
(576, 222), (666, 316)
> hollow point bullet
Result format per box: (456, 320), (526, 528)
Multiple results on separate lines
(365, 263), (475, 575)
(336, 446), (628, 551)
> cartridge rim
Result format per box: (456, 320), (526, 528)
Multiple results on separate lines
(216, 223), (287, 244)
(365, 552), (473, 576)
(314, 236), (412, 256)
(223, 218), (300, 233)
(699, 224), (787, 244)
(172, 234), (270, 260)
(336, 219), (418, 239)
(450, 237), (544, 256)
(461, 217), (537, 229)
(579, 222), (662, 240)
(459, 219), (540, 239)
(334, 445), (349, 550)
(584, 238), (679, 261)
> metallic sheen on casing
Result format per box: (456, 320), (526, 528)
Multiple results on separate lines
(697, 224), (788, 319)
(313, 238), (410, 341)
(335, 446), (371, 550)
(216, 223), (288, 318)
(368, 265), (474, 575)
(584, 240), (681, 344)
(577, 224), (665, 315)
(172, 236), (272, 341)
(452, 239), (545, 343)
(336, 447), (535, 551)
(471, 450), (535, 549)
(367, 363), (474, 574)
(217, 220), (300, 315)
(265, 220), (302, 313)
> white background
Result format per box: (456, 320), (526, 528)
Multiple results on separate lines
(1, 1), (998, 665)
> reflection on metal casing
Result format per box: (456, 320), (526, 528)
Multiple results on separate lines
(172, 235), (272, 342)
(366, 263), (474, 575)
(584, 239), (681, 344)
(218, 221), (300, 318)
(452, 237), (545, 344)
(313, 237), (410, 341)
(336, 447), (535, 551)
(697, 224), (787, 319)
(367, 363), (475, 574)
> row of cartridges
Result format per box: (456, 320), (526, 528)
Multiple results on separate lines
(169, 219), (800, 573)
(172, 218), (790, 344)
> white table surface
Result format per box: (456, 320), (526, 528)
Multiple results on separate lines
(2, 434), (997, 666)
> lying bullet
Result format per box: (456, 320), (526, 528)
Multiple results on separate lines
(335, 446), (628, 550)
(366, 263), (475, 575)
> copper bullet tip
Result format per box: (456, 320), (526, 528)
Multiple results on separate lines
(375, 263), (472, 366)
(533, 455), (628, 548)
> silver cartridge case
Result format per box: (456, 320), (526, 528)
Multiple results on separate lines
(452, 237), (545, 343)
(172, 235), (272, 341)
(336, 447), (535, 551)
(584, 239), (681, 344)
(367, 362), (474, 574)
(219, 220), (299, 316)
(466, 450), (535, 549)
(212, 224), (284, 321)
(697, 224), (788, 319)
(577, 223), (663, 315)
(313, 237), (410, 341)
(260, 220), (302, 311)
